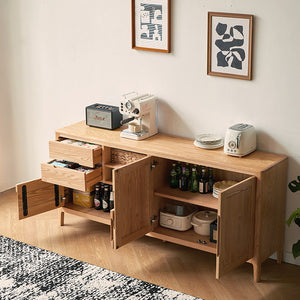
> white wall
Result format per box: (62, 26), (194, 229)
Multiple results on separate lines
(1, 0), (299, 265)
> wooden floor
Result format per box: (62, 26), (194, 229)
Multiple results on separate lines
(1, 189), (299, 300)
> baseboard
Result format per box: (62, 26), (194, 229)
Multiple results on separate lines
(270, 252), (300, 266)
(0, 187), (15, 194)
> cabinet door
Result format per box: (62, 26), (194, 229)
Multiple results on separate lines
(216, 176), (256, 278)
(16, 179), (64, 220)
(112, 156), (153, 249)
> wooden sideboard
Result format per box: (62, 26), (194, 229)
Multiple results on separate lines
(16, 121), (287, 282)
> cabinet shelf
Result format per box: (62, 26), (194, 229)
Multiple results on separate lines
(104, 162), (124, 169)
(62, 203), (111, 225)
(154, 186), (218, 210)
(147, 226), (217, 254)
(102, 180), (113, 185)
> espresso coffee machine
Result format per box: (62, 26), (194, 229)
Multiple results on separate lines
(119, 93), (158, 140)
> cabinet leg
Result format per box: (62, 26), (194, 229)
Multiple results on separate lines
(59, 209), (64, 226)
(253, 262), (261, 282)
(277, 248), (283, 264)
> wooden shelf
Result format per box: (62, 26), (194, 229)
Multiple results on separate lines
(102, 180), (113, 185)
(62, 203), (111, 225)
(104, 162), (124, 169)
(147, 226), (217, 254)
(154, 186), (218, 210)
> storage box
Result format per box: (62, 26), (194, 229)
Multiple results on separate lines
(73, 190), (94, 208)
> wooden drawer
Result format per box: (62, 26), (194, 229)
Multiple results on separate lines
(41, 161), (102, 191)
(49, 140), (102, 168)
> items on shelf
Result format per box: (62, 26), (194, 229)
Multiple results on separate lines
(212, 180), (238, 198)
(94, 183), (102, 210)
(93, 182), (114, 213)
(71, 181), (114, 213)
(49, 160), (101, 173)
(210, 220), (218, 243)
(60, 138), (101, 150)
(73, 189), (94, 208)
(159, 202), (197, 231)
(169, 161), (214, 195)
(191, 211), (217, 236)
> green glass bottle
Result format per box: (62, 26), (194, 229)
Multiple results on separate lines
(175, 161), (182, 181)
(185, 163), (191, 190)
(179, 166), (188, 191)
(170, 163), (178, 188)
(208, 168), (214, 193)
(189, 167), (199, 193)
(185, 163), (190, 177)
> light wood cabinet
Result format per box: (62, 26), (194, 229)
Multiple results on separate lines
(16, 121), (287, 282)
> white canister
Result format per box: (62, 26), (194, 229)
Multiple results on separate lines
(191, 210), (217, 236)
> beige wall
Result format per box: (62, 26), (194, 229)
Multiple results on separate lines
(1, 0), (299, 265)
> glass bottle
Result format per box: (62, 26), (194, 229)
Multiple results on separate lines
(175, 161), (182, 181)
(179, 166), (188, 191)
(199, 167), (208, 194)
(170, 163), (178, 188)
(185, 163), (191, 191)
(109, 185), (114, 210)
(102, 185), (110, 212)
(189, 167), (199, 193)
(94, 183), (102, 210)
(208, 168), (214, 193)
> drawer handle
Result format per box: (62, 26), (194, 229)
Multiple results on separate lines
(54, 185), (59, 207)
(22, 185), (28, 217)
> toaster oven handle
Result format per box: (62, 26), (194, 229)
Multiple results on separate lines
(236, 133), (241, 149)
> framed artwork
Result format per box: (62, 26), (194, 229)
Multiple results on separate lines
(131, 0), (171, 53)
(207, 12), (253, 80)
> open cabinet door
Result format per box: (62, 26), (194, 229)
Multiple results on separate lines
(216, 176), (256, 278)
(16, 179), (64, 220)
(112, 156), (153, 249)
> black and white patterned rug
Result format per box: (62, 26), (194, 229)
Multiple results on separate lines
(0, 235), (202, 300)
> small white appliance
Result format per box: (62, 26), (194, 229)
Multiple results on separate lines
(160, 211), (195, 231)
(224, 123), (256, 157)
(119, 92), (158, 141)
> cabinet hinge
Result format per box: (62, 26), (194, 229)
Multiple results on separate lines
(150, 215), (158, 225)
(150, 160), (159, 170)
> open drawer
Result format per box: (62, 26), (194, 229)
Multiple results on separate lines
(41, 161), (102, 191)
(49, 140), (102, 168)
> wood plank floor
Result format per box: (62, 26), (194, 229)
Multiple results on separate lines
(1, 188), (299, 300)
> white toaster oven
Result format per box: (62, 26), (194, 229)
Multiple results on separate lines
(224, 123), (256, 157)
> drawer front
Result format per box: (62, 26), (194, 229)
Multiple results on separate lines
(41, 162), (102, 191)
(49, 140), (102, 168)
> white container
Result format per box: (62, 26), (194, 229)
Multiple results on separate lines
(191, 210), (217, 236)
(160, 211), (195, 231)
(224, 123), (256, 157)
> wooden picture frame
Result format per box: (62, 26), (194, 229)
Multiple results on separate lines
(207, 12), (253, 80)
(132, 0), (171, 53)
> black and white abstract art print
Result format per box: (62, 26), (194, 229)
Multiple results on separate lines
(0, 235), (202, 300)
(132, 0), (170, 52)
(208, 12), (253, 80)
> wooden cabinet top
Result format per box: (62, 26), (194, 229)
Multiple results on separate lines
(55, 121), (287, 175)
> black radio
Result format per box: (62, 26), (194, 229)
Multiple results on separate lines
(85, 103), (122, 130)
